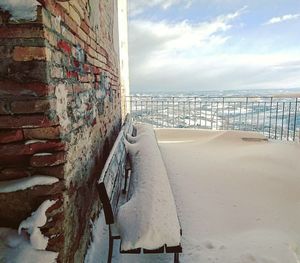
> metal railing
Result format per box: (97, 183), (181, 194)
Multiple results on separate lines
(127, 96), (300, 142)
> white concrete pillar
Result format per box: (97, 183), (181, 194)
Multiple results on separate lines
(117, 0), (130, 117)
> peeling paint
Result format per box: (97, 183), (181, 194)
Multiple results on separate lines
(55, 84), (71, 132)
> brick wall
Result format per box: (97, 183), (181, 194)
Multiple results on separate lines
(0, 0), (123, 262)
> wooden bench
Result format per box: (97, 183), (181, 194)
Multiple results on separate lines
(97, 115), (182, 263)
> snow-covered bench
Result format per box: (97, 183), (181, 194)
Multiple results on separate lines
(97, 116), (182, 263)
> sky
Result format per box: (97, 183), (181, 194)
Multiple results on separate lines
(127, 0), (300, 93)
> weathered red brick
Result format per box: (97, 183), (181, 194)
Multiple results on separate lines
(0, 168), (30, 181)
(40, 1), (65, 24)
(30, 152), (66, 167)
(0, 115), (58, 129)
(44, 28), (58, 47)
(56, 1), (70, 14)
(73, 58), (80, 68)
(11, 99), (52, 114)
(29, 140), (65, 153)
(78, 74), (90, 83)
(63, 13), (78, 34)
(80, 20), (89, 35)
(69, 5), (81, 26)
(90, 39), (96, 51)
(0, 129), (24, 143)
(0, 140), (65, 157)
(7, 60), (48, 83)
(0, 182), (65, 228)
(12, 47), (48, 62)
(24, 126), (60, 140)
(57, 40), (71, 55)
(0, 9), (11, 24)
(0, 101), (8, 114)
(84, 64), (92, 73)
(66, 70), (78, 79)
(51, 66), (64, 79)
(0, 24), (44, 39)
(0, 46), (12, 59)
(0, 80), (54, 97)
(32, 164), (64, 179)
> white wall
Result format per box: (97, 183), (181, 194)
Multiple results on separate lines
(117, 0), (130, 115)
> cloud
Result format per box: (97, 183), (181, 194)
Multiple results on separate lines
(264, 13), (300, 25)
(129, 0), (194, 16)
(129, 7), (246, 64)
(130, 53), (300, 92)
(128, 6), (300, 92)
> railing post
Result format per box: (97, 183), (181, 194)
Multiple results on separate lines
(245, 97), (248, 131)
(287, 102), (292, 141)
(222, 97), (225, 130)
(268, 97), (273, 139)
(293, 98), (298, 141)
(172, 97), (175, 128)
(227, 102), (230, 130)
(239, 101), (242, 131)
(205, 101), (207, 128)
(256, 102), (260, 131)
(130, 96), (132, 117)
(211, 101), (213, 130)
(275, 102), (279, 139)
(216, 101), (219, 130)
(194, 97), (197, 128)
(281, 102), (285, 140)
(251, 102), (254, 131)
(233, 102), (236, 130)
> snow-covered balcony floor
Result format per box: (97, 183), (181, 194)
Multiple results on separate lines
(86, 129), (300, 263)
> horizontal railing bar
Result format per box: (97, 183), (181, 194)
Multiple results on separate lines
(127, 95), (300, 142)
(126, 95), (300, 99)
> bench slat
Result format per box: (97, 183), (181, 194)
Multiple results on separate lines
(143, 246), (165, 254)
(165, 245), (182, 253)
(120, 247), (141, 254)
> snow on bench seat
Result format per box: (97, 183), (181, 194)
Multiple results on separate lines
(117, 124), (181, 251)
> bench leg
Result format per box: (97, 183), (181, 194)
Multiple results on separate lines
(107, 226), (114, 263)
(122, 169), (129, 194)
(174, 253), (179, 263)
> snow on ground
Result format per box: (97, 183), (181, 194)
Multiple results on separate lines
(157, 128), (300, 263)
(86, 128), (300, 263)
(0, 228), (57, 263)
(0, 200), (58, 263)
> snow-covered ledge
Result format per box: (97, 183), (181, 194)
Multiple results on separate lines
(0, 176), (59, 193)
